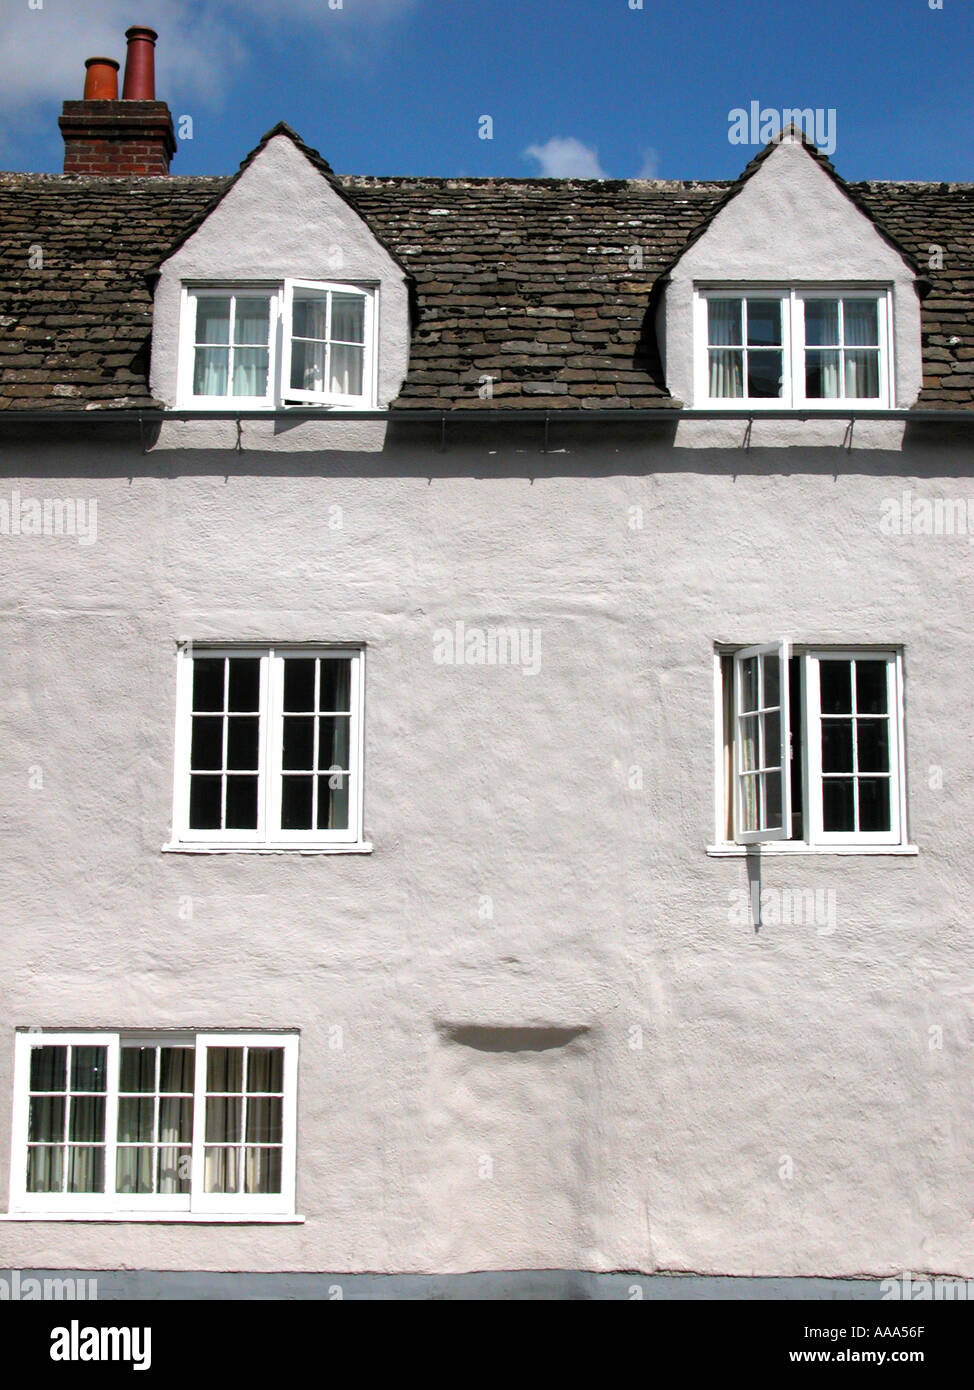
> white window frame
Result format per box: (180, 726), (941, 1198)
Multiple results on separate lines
(714, 645), (907, 850)
(9, 1031), (298, 1218)
(280, 279), (377, 409)
(172, 644), (366, 850)
(694, 287), (893, 410)
(177, 281), (378, 410)
(177, 285), (279, 410)
(733, 640), (791, 844)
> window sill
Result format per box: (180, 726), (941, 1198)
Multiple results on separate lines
(162, 842), (373, 855)
(707, 843), (918, 857)
(0, 1213), (305, 1224)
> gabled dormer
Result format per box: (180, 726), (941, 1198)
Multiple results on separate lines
(150, 124), (411, 414)
(657, 129), (923, 410)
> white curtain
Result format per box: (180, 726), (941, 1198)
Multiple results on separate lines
(843, 299), (879, 397)
(708, 299), (743, 397)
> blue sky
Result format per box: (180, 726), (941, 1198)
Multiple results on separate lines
(4, 0), (972, 182)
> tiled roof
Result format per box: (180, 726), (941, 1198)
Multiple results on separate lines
(0, 132), (971, 412)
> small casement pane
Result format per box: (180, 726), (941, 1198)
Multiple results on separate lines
(30, 1046), (66, 1091)
(844, 298), (879, 346)
(330, 343), (364, 397)
(29, 1095), (64, 1142)
(27, 1148), (63, 1194)
(746, 299), (781, 346)
(804, 299), (840, 346)
(734, 641), (791, 842)
(845, 350), (880, 398)
(746, 350), (782, 399)
(805, 350), (841, 399)
(331, 293), (366, 345)
(318, 772), (350, 830)
(228, 658), (260, 711)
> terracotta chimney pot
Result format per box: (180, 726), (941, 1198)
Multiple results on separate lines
(83, 57), (120, 101)
(121, 25), (158, 101)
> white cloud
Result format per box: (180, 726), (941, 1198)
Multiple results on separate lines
(0, 0), (417, 113)
(636, 146), (660, 179)
(522, 137), (607, 179)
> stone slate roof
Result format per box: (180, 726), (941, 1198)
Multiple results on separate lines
(1, 130), (972, 413)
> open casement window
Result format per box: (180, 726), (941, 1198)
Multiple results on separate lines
(172, 645), (365, 848)
(280, 280), (376, 407)
(9, 1032), (298, 1216)
(718, 646), (906, 849)
(733, 641), (791, 843)
(696, 288), (893, 409)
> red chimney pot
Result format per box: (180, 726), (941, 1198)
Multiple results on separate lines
(83, 57), (120, 101)
(121, 25), (158, 101)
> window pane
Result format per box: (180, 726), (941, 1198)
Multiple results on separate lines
(856, 661), (888, 715)
(226, 716), (259, 771)
(762, 653), (780, 708)
(764, 770), (782, 829)
(762, 711), (781, 767)
(157, 1146), (191, 1195)
(292, 294), (328, 341)
(805, 349), (841, 399)
(746, 350), (782, 398)
(820, 661), (852, 713)
(69, 1096), (105, 1142)
(844, 298), (879, 346)
(228, 658), (260, 712)
(858, 778), (891, 833)
(158, 1096), (194, 1140)
(823, 778), (855, 832)
(244, 1148), (282, 1195)
(331, 293), (365, 344)
(28, 1096), (64, 1142)
(246, 1098), (283, 1144)
(317, 772), (349, 830)
(117, 1097), (153, 1143)
(804, 299), (839, 347)
(116, 1147), (153, 1195)
(119, 1047), (156, 1094)
(207, 1048), (243, 1093)
(319, 659), (352, 712)
(330, 343), (364, 397)
(204, 1147), (239, 1194)
(193, 347), (229, 397)
(822, 718), (854, 773)
(72, 1047), (107, 1093)
(740, 773), (760, 833)
(284, 659), (316, 711)
(290, 339), (326, 393)
(189, 775), (222, 830)
(206, 1097), (241, 1143)
(68, 1146), (104, 1194)
(740, 656), (759, 713)
(247, 1049), (284, 1093)
(193, 658), (225, 712)
(30, 1046), (66, 1092)
(160, 1048), (194, 1093)
(283, 717), (315, 770)
(191, 717), (223, 771)
(27, 1147), (63, 1194)
(708, 348), (744, 398)
(746, 300), (781, 346)
(232, 347), (269, 398)
(739, 715), (759, 771)
(708, 299), (742, 346)
(225, 775), (258, 829)
(844, 350), (879, 398)
(317, 716), (350, 770)
(195, 298), (231, 345)
(282, 775), (313, 829)
(856, 720), (889, 773)
(233, 298), (270, 345)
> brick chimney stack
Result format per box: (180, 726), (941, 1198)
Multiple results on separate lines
(59, 26), (177, 176)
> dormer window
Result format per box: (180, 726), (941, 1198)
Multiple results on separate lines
(179, 281), (376, 409)
(695, 288), (892, 408)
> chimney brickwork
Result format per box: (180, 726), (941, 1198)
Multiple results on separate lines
(60, 26), (177, 176)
